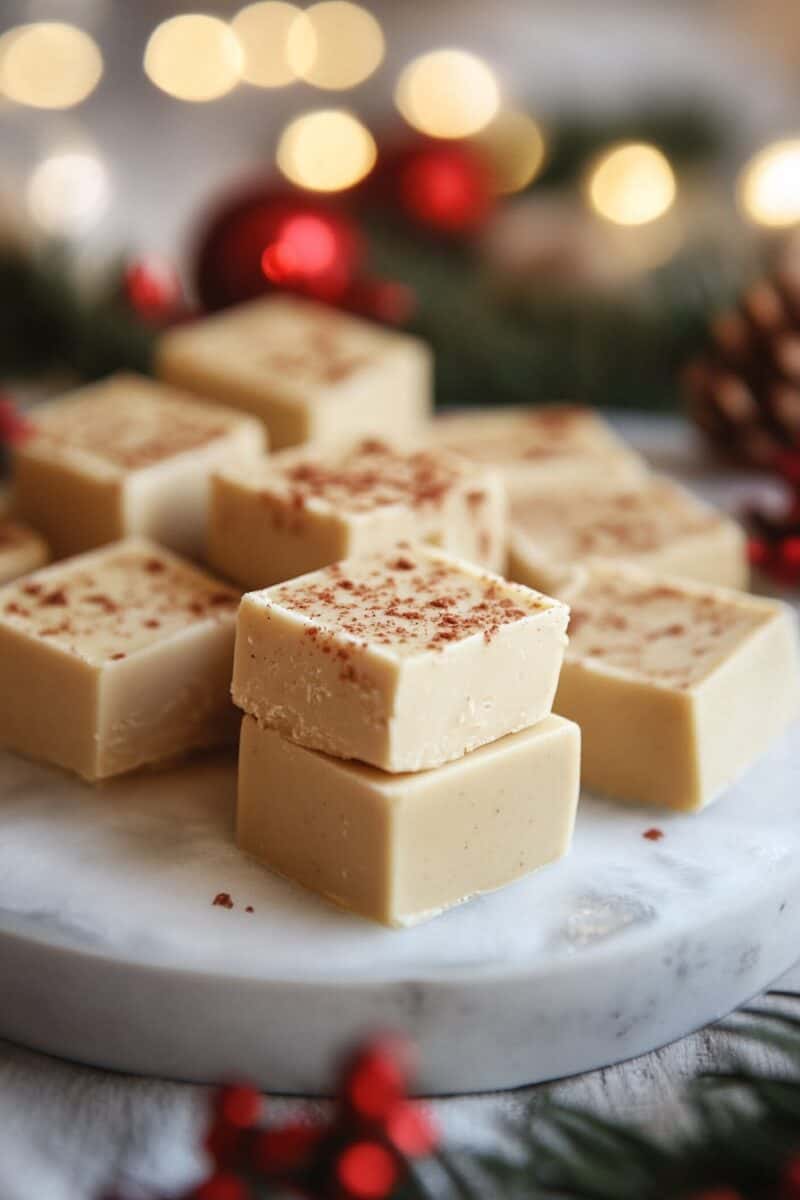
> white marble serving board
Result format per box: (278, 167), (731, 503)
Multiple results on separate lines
(0, 418), (798, 1095)
(0, 715), (798, 1095)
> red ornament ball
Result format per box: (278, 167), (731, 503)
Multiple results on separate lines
(375, 142), (493, 236)
(194, 187), (363, 311)
(336, 1141), (399, 1200)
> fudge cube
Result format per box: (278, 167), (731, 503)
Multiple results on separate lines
(210, 437), (506, 588)
(509, 475), (748, 596)
(554, 563), (799, 810)
(157, 294), (432, 450)
(232, 545), (569, 772)
(0, 538), (240, 780)
(12, 373), (265, 559)
(429, 404), (647, 498)
(238, 714), (581, 927)
(0, 518), (49, 584)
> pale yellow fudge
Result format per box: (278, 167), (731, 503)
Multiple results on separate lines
(210, 438), (506, 588)
(429, 404), (647, 498)
(0, 518), (49, 584)
(554, 564), (798, 811)
(509, 476), (748, 596)
(157, 295), (432, 449)
(0, 538), (240, 780)
(238, 713), (580, 927)
(232, 545), (569, 772)
(12, 373), (265, 559)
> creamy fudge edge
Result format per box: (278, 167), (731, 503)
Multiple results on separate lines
(237, 714), (581, 927)
(232, 545), (568, 772)
(0, 538), (240, 779)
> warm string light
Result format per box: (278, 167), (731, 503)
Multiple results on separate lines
(586, 141), (676, 226)
(474, 108), (546, 194)
(276, 109), (377, 191)
(231, 2), (303, 88)
(0, 22), (102, 109)
(738, 139), (800, 228)
(144, 14), (243, 102)
(395, 49), (500, 139)
(27, 151), (110, 235)
(287, 2), (384, 90)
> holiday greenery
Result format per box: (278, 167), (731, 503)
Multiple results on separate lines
(103, 1000), (800, 1200)
(0, 104), (760, 414)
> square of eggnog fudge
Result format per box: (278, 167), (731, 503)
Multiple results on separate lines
(210, 437), (506, 588)
(428, 404), (647, 498)
(509, 475), (748, 597)
(232, 545), (569, 772)
(12, 373), (265, 559)
(238, 713), (580, 927)
(554, 563), (798, 811)
(0, 518), (49, 584)
(157, 294), (432, 450)
(0, 538), (240, 780)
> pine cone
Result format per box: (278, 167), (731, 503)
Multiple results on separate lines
(683, 256), (800, 478)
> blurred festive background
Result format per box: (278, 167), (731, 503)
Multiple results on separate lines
(1, 0), (800, 427)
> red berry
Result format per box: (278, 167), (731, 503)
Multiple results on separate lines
(781, 1154), (800, 1199)
(343, 1037), (413, 1122)
(385, 1101), (438, 1157)
(253, 1121), (322, 1173)
(123, 257), (181, 320)
(192, 1171), (250, 1200)
(215, 1084), (263, 1129)
(0, 397), (33, 446)
(204, 1122), (241, 1167)
(336, 1142), (399, 1199)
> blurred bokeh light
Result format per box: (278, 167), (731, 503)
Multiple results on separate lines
(27, 151), (110, 235)
(0, 22), (102, 109)
(276, 109), (377, 191)
(144, 14), (243, 102)
(738, 139), (800, 227)
(395, 49), (500, 139)
(287, 3), (385, 90)
(587, 142), (676, 226)
(475, 109), (546, 194)
(232, 2), (303, 89)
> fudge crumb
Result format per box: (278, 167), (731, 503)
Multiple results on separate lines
(213, 892), (234, 909)
(245, 905), (254, 914)
(643, 828), (664, 841)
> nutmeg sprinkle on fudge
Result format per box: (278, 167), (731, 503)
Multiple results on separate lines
(232, 544), (568, 772)
(157, 294), (432, 449)
(0, 538), (240, 780)
(210, 438), (506, 587)
(509, 475), (748, 596)
(12, 373), (265, 560)
(429, 403), (647, 497)
(554, 563), (798, 810)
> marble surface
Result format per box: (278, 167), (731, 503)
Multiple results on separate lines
(0, 417), (798, 1095)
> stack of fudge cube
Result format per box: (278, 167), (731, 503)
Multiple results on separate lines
(0, 291), (795, 927)
(230, 543), (580, 927)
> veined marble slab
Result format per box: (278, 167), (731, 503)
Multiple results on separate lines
(0, 418), (798, 1094)
(0, 714), (797, 1094)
